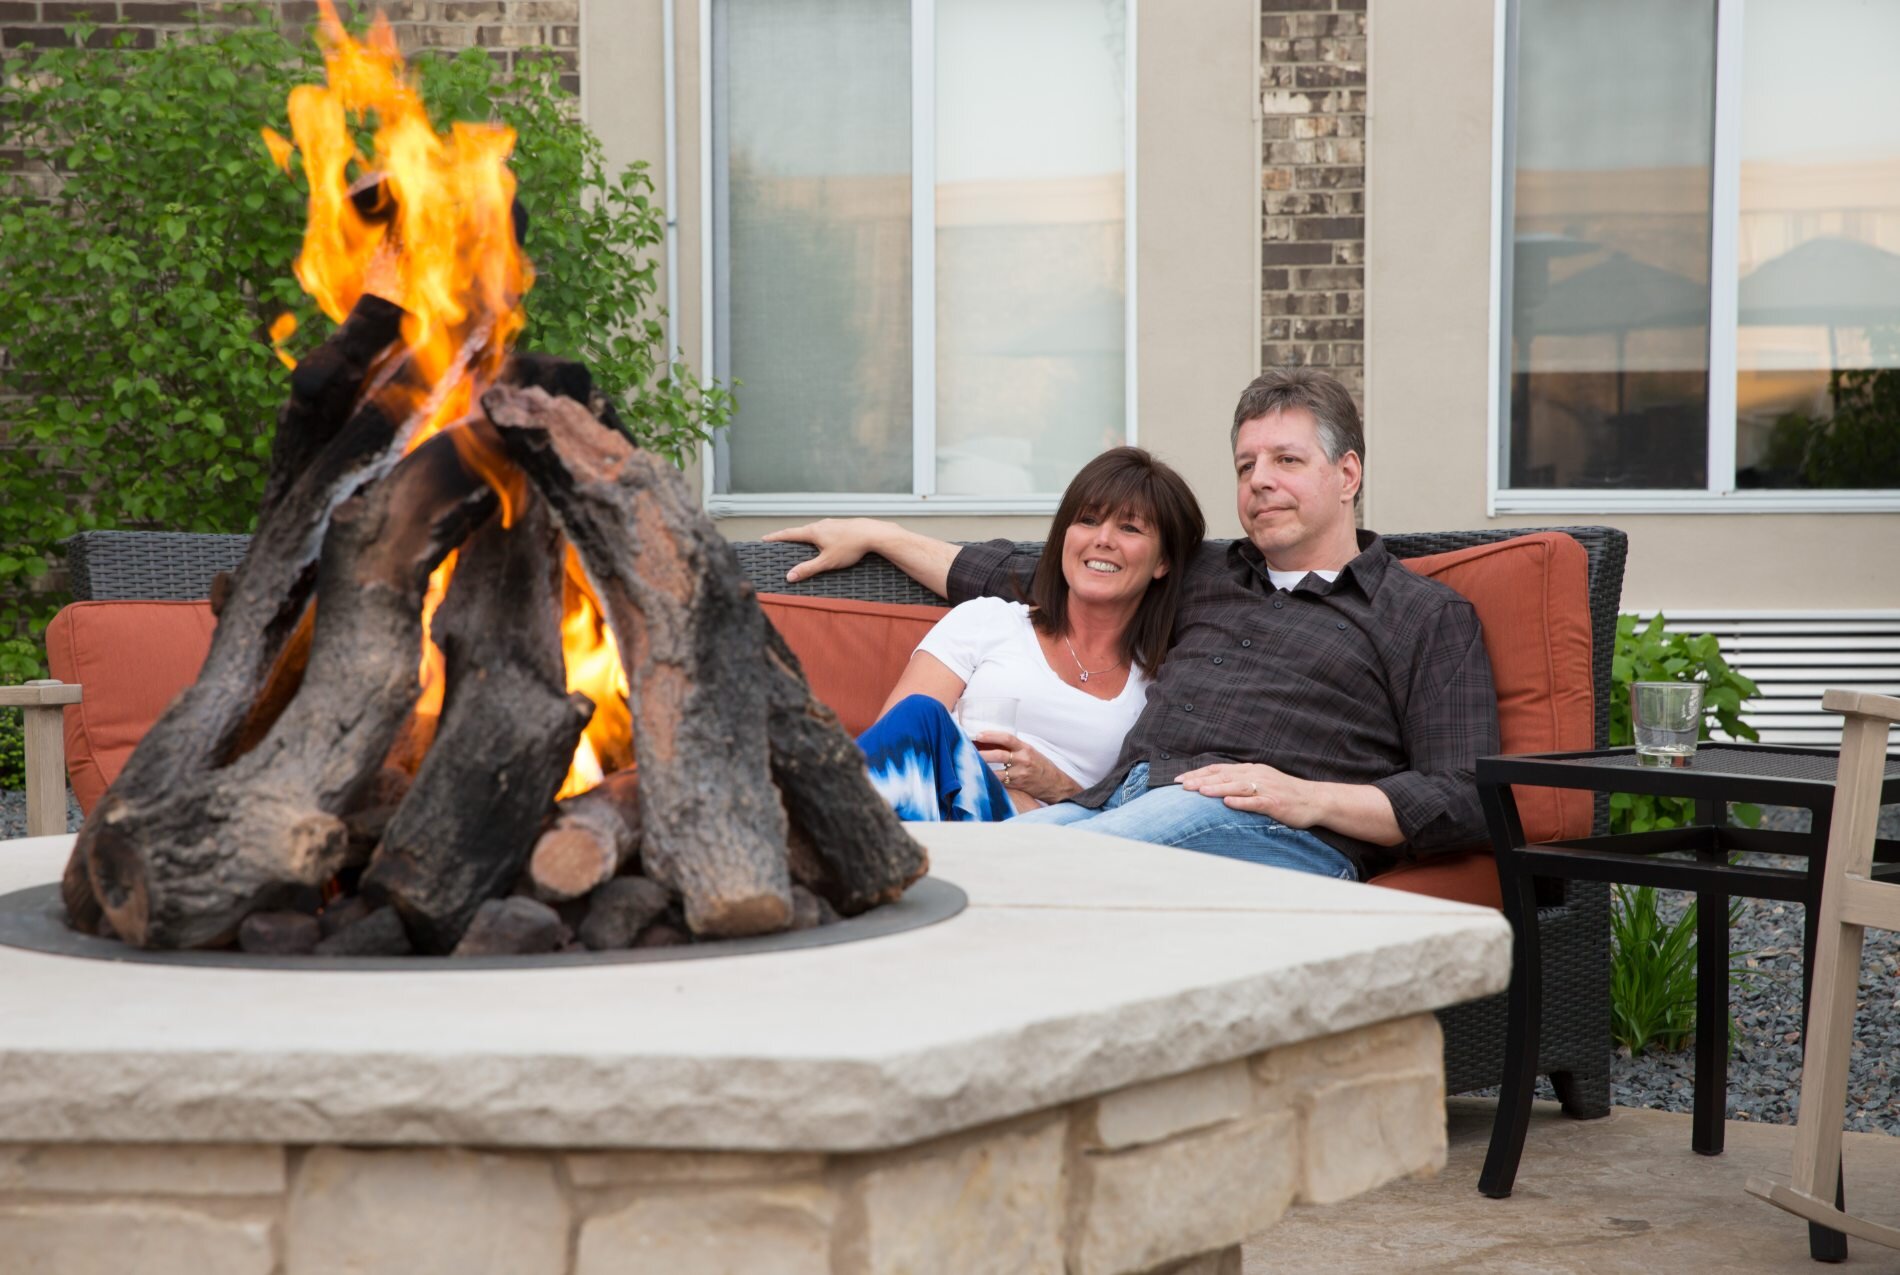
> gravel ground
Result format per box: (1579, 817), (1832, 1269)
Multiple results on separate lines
(1607, 802), (1900, 1134)
(7, 791), (1899, 1131)
(0, 789), (81, 840)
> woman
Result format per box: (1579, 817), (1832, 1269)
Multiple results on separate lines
(833, 447), (1202, 822)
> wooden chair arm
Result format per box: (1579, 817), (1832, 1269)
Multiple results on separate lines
(0, 679), (82, 837)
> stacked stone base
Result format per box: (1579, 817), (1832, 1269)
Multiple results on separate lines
(0, 1014), (1443, 1275)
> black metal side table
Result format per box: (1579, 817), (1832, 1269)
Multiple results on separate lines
(1475, 743), (1900, 1260)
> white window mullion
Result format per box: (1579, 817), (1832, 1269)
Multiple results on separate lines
(1705, 0), (1745, 495)
(910, 0), (937, 498)
(1123, 0), (1139, 447)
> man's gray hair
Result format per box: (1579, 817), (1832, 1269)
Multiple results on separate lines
(1229, 366), (1366, 469)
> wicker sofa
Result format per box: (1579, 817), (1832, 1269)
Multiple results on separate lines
(39, 525), (1626, 1112)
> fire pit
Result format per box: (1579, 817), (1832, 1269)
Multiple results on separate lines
(0, 823), (1512, 1274)
(59, 2), (925, 963)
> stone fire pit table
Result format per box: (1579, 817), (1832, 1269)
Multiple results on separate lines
(0, 822), (1509, 1275)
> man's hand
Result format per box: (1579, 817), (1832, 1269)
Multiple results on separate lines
(762, 518), (893, 584)
(1178, 762), (1326, 826)
(762, 519), (959, 597)
(1178, 762), (1404, 846)
(972, 731), (1082, 806)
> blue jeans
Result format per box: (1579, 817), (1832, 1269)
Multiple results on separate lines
(1015, 762), (1357, 879)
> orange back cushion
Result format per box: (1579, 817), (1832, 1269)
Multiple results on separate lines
(758, 594), (951, 737)
(45, 600), (217, 815)
(1402, 532), (1596, 846)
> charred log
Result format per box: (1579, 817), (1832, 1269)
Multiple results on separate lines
(264, 294), (405, 510)
(81, 433), (495, 948)
(361, 495), (592, 953)
(486, 383), (794, 938)
(762, 623), (928, 915)
(528, 767), (642, 902)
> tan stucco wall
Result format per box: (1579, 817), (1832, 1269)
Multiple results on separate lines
(1364, 0), (1900, 611)
(581, 0), (1260, 548)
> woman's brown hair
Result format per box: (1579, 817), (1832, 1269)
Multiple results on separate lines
(1028, 447), (1204, 675)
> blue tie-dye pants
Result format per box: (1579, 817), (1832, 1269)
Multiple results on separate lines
(856, 693), (1013, 822)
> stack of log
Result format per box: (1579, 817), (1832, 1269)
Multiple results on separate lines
(59, 302), (927, 957)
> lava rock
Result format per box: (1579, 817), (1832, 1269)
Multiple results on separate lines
(313, 905), (412, 957)
(633, 922), (690, 949)
(452, 897), (569, 957)
(578, 876), (671, 951)
(238, 910), (321, 955)
(789, 885), (839, 932)
(317, 893), (373, 938)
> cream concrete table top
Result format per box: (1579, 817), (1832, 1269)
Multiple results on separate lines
(0, 824), (1509, 1151)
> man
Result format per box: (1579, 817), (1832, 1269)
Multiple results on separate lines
(765, 367), (1499, 880)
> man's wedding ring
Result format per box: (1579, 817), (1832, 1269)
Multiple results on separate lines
(1246, 781), (1258, 795)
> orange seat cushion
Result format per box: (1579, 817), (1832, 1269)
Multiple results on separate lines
(758, 594), (950, 738)
(1366, 532), (1596, 901)
(44, 600), (217, 816)
(1371, 851), (1503, 911)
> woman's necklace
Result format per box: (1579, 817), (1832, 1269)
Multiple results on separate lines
(1063, 635), (1123, 684)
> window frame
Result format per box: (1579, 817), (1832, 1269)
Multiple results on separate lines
(698, 0), (1140, 518)
(1486, 0), (1900, 516)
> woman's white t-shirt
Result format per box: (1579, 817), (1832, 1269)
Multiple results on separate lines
(913, 597), (1150, 790)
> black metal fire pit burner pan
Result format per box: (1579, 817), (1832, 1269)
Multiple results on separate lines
(0, 877), (966, 971)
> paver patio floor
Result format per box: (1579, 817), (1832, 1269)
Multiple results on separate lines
(1248, 1097), (1900, 1273)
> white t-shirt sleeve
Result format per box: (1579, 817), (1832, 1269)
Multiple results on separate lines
(914, 596), (1018, 681)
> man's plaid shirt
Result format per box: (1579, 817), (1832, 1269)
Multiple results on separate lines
(947, 530), (1501, 878)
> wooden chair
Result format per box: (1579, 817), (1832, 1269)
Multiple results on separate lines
(0, 680), (81, 836)
(1746, 689), (1900, 1250)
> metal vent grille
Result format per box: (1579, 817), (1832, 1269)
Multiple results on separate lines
(1659, 611), (1900, 750)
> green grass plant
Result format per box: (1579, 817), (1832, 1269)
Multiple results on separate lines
(1610, 883), (1757, 1056)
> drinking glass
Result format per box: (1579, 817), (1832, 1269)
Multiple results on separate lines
(1631, 682), (1703, 767)
(955, 696), (1018, 771)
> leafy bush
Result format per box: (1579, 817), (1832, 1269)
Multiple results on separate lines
(0, 710), (22, 792)
(1607, 613), (1764, 1055)
(1609, 613), (1762, 834)
(0, 8), (727, 686)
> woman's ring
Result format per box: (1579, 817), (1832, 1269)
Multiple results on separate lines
(1247, 781), (1258, 795)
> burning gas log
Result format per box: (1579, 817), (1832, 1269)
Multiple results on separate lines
(761, 622), (928, 917)
(487, 383), (929, 931)
(60, 297), (407, 934)
(486, 384), (796, 938)
(81, 431), (496, 949)
(359, 492), (594, 954)
(528, 767), (643, 903)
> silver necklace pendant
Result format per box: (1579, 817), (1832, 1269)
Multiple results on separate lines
(1079, 670), (1090, 683)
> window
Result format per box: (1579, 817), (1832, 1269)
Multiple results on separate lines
(1494, 0), (1900, 511)
(706, 0), (1134, 514)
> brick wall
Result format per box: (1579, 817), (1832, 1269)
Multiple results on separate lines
(0, 2), (580, 93)
(1259, 0), (1365, 396)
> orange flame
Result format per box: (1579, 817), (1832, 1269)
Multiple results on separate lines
(278, 0), (529, 451)
(558, 545), (633, 799)
(271, 4), (630, 798)
(268, 313), (298, 371)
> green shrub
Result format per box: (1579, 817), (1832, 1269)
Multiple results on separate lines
(0, 709), (22, 792)
(1609, 613), (1762, 834)
(1606, 613), (1764, 1055)
(0, 7), (728, 676)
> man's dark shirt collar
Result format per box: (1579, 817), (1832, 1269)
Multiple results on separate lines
(1229, 528), (1389, 599)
